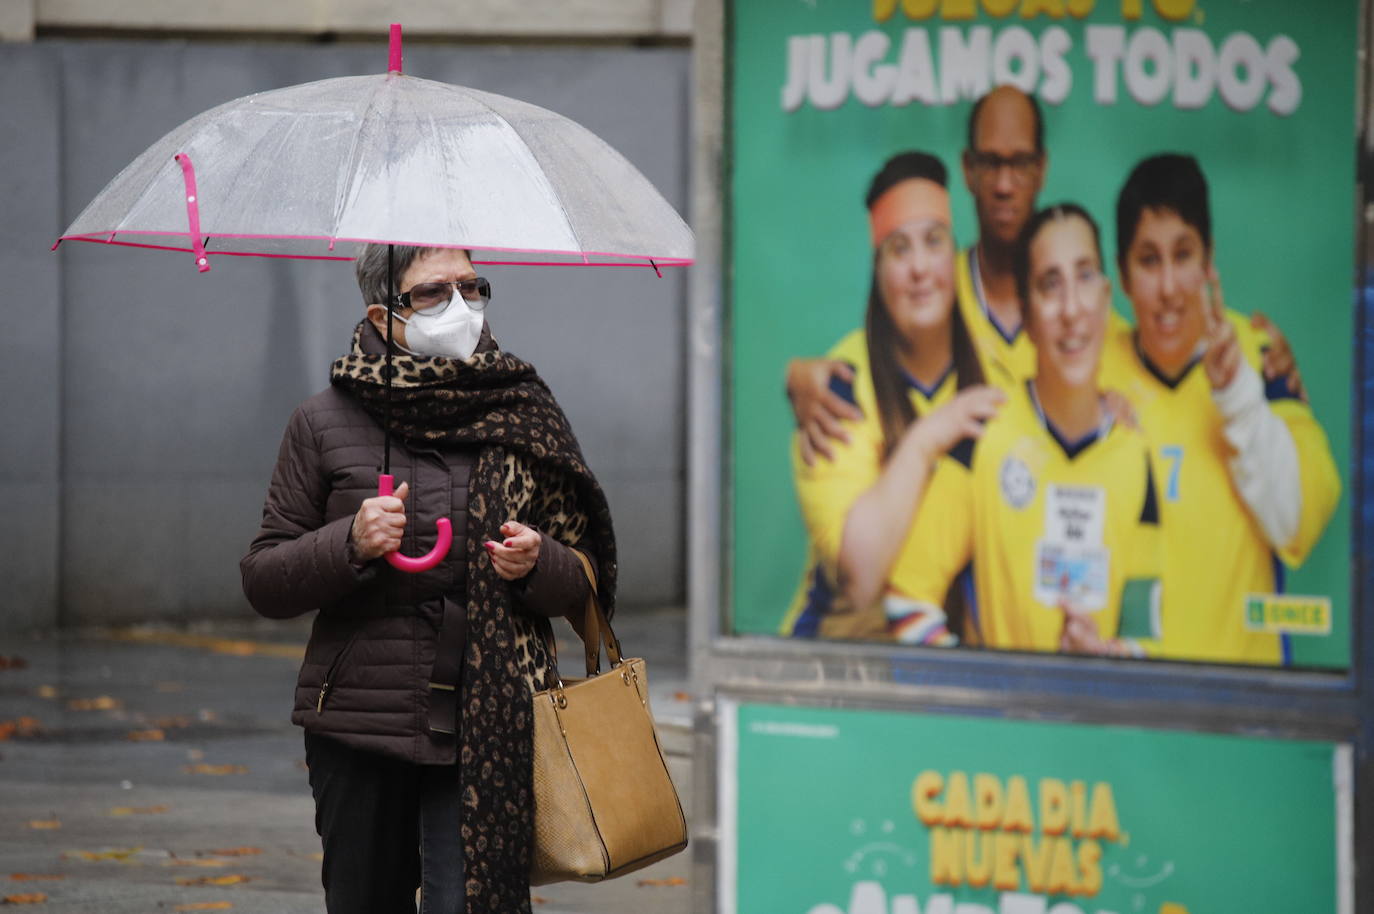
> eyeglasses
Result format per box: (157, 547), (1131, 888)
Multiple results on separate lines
(966, 151), (1042, 184)
(395, 278), (492, 314)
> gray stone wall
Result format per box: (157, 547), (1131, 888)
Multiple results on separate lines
(0, 38), (689, 631)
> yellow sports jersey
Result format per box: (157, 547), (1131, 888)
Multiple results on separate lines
(957, 247), (1037, 387)
(782, 328), (961, 639)
(1098, 311), (1341, 665)
(887, 382), (1163, 653)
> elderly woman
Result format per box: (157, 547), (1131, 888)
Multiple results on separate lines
(240, 243), (615, 914)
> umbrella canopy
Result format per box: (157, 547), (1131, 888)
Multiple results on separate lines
(56, 26), (691, 573)
(57, 30), (693, 271)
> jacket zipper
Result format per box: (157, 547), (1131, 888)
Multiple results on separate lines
(316, 631), (360, 714)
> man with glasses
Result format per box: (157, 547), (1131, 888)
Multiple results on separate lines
(957, 85), (1047, 386)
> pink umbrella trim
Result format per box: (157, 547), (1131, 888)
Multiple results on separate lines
(54, 230), (692, 268)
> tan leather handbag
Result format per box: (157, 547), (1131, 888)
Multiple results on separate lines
(530, 552), (688, 885)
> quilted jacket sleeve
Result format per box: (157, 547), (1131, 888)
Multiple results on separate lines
(240, 406), (377, 619)
(516, 537), (594, 619)
(512, 460), (594, 620)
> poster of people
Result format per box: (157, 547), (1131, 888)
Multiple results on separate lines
(727, 702), (1349, 912)
(728, 0), (1355, 668)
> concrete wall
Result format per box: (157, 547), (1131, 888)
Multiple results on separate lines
(4, 1), (693, 42)
(0, 37), (690, 631)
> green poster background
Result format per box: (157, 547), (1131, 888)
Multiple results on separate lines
(728, 0), (1356, 668)
(734, 702), (1345, 913)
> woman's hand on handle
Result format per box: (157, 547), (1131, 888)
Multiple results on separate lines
(486, 520), (541, 581)
(350, 481), (409, 562)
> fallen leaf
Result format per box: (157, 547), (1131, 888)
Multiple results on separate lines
(106, 629), (304, 661)
(155, 682), (185, 693)
(186, 749), (205, 761)
(5, 876), (62, 882)
(1, 892), (47, 904)
(109, 806), (169, 817)
(65, 696), (121, 711)
(152, 716), (192, 729)
(0, 718), (42, 741)
(531, 895), (549, 904)
(126, 729), (165, 742)
(672, 691), (691, 702)
(200, 848), (260, 858)
(34, 686), (57, 700)
(166, 859), (228, 868)
(196, 710), (218, 723)
(0, 657), (29, 671)
(212, 641), (257, 657)
(172, 904), (233, 911)
(636, 876), (687, 887)
(63, 847), (142, 862)
(174, 874), (249, 887)
(26, 821), (59, 831)
(182, 764), (246, 776)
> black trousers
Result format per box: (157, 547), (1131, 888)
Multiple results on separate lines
(304, 732), (465, 914)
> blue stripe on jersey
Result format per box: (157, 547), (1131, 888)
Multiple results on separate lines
(1026, 380), (1105, 460)
(789, 564), (833, 638)
(901, 363), (954, 400)
(1134, 335), (1201, 390)
(1262, 366), (1304, 403)
(1140, 456), (1161, 525)
(957, 562), (978, 640)
(829, 361), (858, 407)
(1272, 552), (1292, 666)
(969, 246), (1022, 345)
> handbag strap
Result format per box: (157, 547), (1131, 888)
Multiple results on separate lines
(550, 550), (622, 679)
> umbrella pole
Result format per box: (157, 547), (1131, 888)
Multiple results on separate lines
(384, 244), (394, 476)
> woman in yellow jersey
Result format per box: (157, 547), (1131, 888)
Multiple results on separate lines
(886, 204), (1163, 655)
(1100, 154), (1340, 665)
(783, 152), (1003, 643)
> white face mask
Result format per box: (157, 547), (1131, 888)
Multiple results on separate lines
(391, 301), (484, 361)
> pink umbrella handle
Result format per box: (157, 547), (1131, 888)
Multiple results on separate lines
(377, 474), (451, 573)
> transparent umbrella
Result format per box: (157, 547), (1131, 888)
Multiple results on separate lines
(56, 24), (693, 571)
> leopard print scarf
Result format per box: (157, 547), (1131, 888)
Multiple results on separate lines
(330, 321), (617, 912)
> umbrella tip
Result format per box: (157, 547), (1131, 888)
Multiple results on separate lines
(388, 23), (403, 74)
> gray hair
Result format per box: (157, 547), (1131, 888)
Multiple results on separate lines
(354, 243), (449, 307)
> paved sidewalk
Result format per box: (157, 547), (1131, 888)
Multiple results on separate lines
(0, 608), (692, 913)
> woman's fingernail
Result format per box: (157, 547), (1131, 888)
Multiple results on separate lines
(484, 541), (496, 551)
(503, 540), (514, 548)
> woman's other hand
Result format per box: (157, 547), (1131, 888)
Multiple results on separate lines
(350, 481), (409, 561)
(786, 357), (862, 466)
(486, 521), (541, 581)
(908, 385), (1004, 460)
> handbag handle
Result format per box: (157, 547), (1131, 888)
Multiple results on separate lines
(546, 551), (622, 685)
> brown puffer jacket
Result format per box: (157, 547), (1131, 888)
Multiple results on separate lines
(240, 334), (590, 765)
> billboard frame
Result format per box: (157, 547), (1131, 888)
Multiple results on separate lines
(688, 0), (1374, 910)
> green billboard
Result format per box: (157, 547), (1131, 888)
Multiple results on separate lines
(728, 0), (1356, 668)
(730, 702), (1349, 912)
